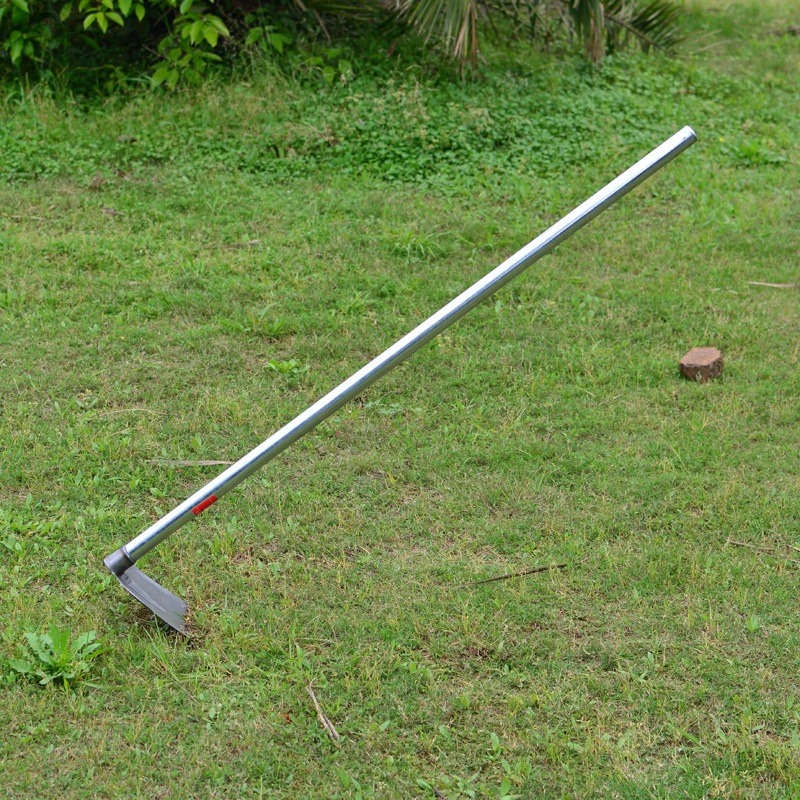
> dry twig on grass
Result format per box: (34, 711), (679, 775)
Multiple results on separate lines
(306, 684), (340, 746)
(461, 558), (587, 587)
(726, 538), (800, 566)
(85, 408), (166, 417)
(145, 459), (235, 467)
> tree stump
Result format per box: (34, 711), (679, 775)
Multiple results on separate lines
(679, 347), (723, 383)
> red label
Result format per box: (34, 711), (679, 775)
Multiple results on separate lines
(192, 495), (218, 516)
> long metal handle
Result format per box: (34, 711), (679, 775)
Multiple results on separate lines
(121, 126), (697, 563)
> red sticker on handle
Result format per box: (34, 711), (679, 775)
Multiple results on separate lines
(192, 495), (218, 516)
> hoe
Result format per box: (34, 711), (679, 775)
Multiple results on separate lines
(105, 127), (698, 633)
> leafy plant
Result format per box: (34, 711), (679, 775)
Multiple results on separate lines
(721, 138), (787, 168)
(396, 0), (688, 66)
(8, 626), (103, 687)
(745, 614), (763, 634)
(266, 358), (309, 382)
(602, 0), (686, 55)
(0, 0), (235, 86)
(0, 0), (688, 89)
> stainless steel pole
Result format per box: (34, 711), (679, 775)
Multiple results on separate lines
(116, 126), (697, 566)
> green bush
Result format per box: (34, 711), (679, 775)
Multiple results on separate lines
(0, 0), (687, 92)
(0, 0), (248, 88)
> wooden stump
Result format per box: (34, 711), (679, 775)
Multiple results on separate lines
(679, 347), (723, 383)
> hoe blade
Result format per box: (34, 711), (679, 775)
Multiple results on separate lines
(105, 554), (188, 634)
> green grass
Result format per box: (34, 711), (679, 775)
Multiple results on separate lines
(2, 2), (800, 797)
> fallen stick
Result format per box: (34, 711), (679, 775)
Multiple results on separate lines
(85, 408), (166, 417)
(305, 684), (341, 745)
(461, 560), (577, 587)
(747, 281), (799, 289)
(146, 459), (235, 467)
(725, 538), (800, 566)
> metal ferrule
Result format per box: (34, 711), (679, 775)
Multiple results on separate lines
(103, 546), (135, 576)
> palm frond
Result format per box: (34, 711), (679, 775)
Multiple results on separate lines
(290, 0), (390, 22)
(398, 0), (480, 64)
(281, 0), (687, 67)
(547, 0), (685, 60)
(603, 0), (686, 53)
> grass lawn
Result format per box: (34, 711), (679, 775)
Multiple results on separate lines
(1, 1), (799, 797)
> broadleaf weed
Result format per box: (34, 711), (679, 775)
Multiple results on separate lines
(7, 626), (103, 688)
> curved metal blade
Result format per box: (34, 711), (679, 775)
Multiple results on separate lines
(105, 552), (188, 634)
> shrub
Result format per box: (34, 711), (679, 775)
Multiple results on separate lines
(0, 0), (687, 90)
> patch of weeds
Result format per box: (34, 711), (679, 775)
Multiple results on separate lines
(745, 614), (763, 634)
(387, 225), (447, 260)
(338, 767), (376, 799)
(373, 278), (399, 299)
(1, 47), (779, 192)
(0, 499), (64, 549)
(417, 772), (482, 800)
(220, 306), (291, 339)
(415, 731), (531, 799)
(721, 137), (787, 168)
(1, 530), (25, 559)
(0, 285), (26, 311)
(334, 289), (375, 316)
(7, 626), (103, 688)
(266, 358), (309, 383)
